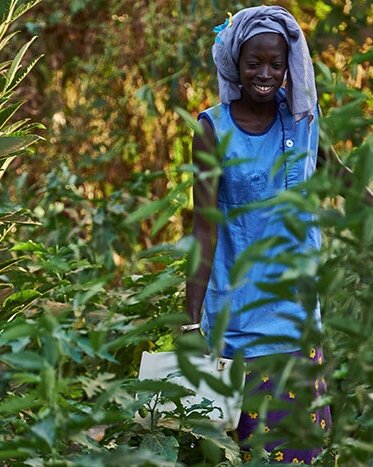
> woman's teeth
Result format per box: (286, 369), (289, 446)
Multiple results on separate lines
(254, 85), (272, 92)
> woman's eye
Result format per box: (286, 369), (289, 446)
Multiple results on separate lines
(247, 63), (258, 69)
(272, 63), (283, 69)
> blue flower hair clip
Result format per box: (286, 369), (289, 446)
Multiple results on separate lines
(213, 12), (233, 44)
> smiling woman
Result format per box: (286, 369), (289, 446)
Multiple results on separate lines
(185, 5), (331, 465)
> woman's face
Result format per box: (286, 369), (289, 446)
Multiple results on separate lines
(238, 33), (287, 105)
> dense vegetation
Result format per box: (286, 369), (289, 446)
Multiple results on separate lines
(0, 0), (372, 465)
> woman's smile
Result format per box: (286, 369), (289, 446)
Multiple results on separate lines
(253, 83), (274, 95)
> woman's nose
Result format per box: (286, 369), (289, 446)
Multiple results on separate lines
(257, 65), (271, 79)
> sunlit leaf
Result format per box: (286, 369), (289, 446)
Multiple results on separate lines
(2, 289), (42, 313)
(0, 134), (41, 158)
(3, 35), (37, 91)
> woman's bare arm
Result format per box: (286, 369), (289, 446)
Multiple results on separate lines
(186, 118), (219, 324)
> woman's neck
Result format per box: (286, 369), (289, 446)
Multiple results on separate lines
(231, 96), (277, 133)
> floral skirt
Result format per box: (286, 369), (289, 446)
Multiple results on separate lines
(234, 348), (332, 465)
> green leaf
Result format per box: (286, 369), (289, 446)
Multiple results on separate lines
(229, 351), (245, 391)
(350, 49), (373, 65)
(283, 213), (307, 241)
(175, 332), (209, 354)
(0, 134), (42, 159)
(0, 31), (18, 54)
(31, 416), (56, 448)
(223, 156), (254, 168)
(74, 445), (177, 466)
(199, 206), (225, 224)
(0, 100), (24, 129)
(126, 198), (168, 224)
(2, 289), (42, 314)
(73, 277), (108, 307)
(0, 350), (45, 370)
(0, 59), (11, 72)
(363, 211), (373, 244)
(0, 450), (29, 461)
(229, 236), (288, 287)
(5, 53), (44, 94)
(276, 189), (311, 210)
(344, 438), (373, 455)
(0, 391), (40, 414)
(210, 305), (230, 356)
(78, 372), (116, 398)
(194, 149), (219, 167)
(140, 433), (179, 463)
(40, 365), (57, 404)
(255, 280), (293, 300)
(136, 85), (157, 115)
(127, 379), (195, 399)
(3, 35), (37, 91)
(106, 313), (185, 351)
(352, 136), (373, 190)
(151, 204), (178, 236)
(316, 61), (333, 84)
(132, 272), (183, 302)
(199, 372), (232, 397)
(189, 419), (240, 464)
(216, 131), (232, 159)
(270, 149), (304, 179)
(175, 106), (202, 135)
(0, 256), (27, 274)
(2, 118), (36, 134)
(11, 239), (45, 252)
(327, 316), (364, 338)
(42, 335), (60, 368)
(186, 237), (201, 278)
(0, 321), (36, 342)
(0, 0), (13, 33)
(177, 352), (201, 387)
(324, 98), (370, 143)
(0, 209), (39, 224)
(12, 1), (43, 23)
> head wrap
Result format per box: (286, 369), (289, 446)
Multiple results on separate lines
(212, 6), (317, 121)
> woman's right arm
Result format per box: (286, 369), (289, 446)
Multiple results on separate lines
(186, 117), (219, 324)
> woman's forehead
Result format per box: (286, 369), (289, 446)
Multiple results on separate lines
(240, 33), (287, 56)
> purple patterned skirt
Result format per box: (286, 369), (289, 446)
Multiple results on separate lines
(234, 348), (332, 464)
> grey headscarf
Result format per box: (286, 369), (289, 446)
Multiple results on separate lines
(212, 6), (317, 121)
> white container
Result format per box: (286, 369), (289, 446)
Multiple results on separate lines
(138, 351), (244, 430)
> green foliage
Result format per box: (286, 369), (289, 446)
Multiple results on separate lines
(0, 0), (371, 466)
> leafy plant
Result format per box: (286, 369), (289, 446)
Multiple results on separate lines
(0, 1), (372, 466)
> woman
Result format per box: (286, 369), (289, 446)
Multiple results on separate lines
(185, 6), (331, 464)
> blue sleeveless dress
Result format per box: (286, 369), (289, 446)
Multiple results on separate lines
(198, 89), (321, 358)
